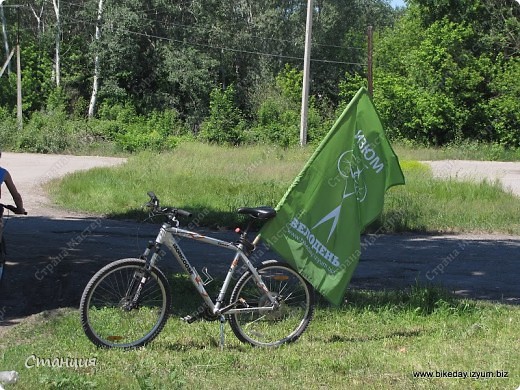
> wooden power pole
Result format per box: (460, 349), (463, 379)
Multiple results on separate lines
(367, 25), (373, 98)
(16, 5), (22, 128)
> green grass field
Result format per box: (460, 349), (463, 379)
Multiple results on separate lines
(2, 283), (518, 389)
(48, 142), (520, 234)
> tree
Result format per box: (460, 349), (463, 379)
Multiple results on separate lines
(199, 84), (245, 145)
(0, 1), (11, 74)
(88, 0), (103, 118)
(52, 0), (61, 87)
(373, 0), (520, 146)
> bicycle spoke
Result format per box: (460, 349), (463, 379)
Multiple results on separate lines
(80, 259), (171, 348)
(229, 261), (314, 347)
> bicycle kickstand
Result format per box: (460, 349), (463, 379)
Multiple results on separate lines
(219, 315), (226, 349)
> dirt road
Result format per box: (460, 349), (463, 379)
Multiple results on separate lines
(0, 154), (519, 330)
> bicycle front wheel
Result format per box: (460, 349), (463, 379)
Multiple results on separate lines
(228, 260), (315, 347)
(80, 258), (171, 348)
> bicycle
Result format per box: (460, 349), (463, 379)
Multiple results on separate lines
(0, 204), (26, 286)
(79, 192), (315, 348)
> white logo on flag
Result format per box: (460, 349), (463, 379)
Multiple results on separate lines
(312, 150), (368, 241)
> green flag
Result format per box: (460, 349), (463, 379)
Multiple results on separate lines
(259, 87), (405, 305)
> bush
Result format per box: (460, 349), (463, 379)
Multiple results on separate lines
(114, 109), (185, 152)
(199, 85), (246, 145)
(17, 110), (70, 153)
(0, 107), (18, 149)
(486, 58), (520, 148)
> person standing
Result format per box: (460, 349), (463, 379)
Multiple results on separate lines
(0, 150), (25, 215)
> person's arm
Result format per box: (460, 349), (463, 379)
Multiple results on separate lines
(3, 170), (25, 214)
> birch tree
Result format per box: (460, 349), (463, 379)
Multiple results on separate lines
(0, 0), (10, 74)
(29, 2), (45, 35)
(88, 0), (103, 118)
(52, 0), (60, 86)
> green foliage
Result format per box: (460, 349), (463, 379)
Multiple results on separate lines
(246, 65), (332, 146)
(1, 100), (186, 154)
(115, 126), (178, 153)
(199, 85), (245, 145)
(110, 108), (185, 152)
(275, 64), (303, 104)
(373, 0), (520, 146)
(17, 110), (70, 154)
(46, 88), (68, 114)
(0, 0), (398, 147)
(486, 57), (520, 147)
(0, 107), (18, 148)
(0, 0), (518, 150)
(89, 103), (185, 152)
(339, 72), (367, 104)
(248, 97), (300, 147)
(19, 41), (54, 113)
(159, 45), (218, 127)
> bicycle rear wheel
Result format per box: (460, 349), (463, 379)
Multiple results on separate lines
(80, 258), (171, 348)
(228, 260), (315, 347)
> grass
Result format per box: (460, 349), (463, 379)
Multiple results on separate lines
(48, 141), (520, 234)
(47, 143), (313, 228)
(1, 282), (518, 389)
(393, 140), (520, 162)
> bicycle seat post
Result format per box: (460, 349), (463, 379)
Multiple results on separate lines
(235, 219), (255, 256)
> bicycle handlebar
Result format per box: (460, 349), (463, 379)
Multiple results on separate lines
(145, 192), (192, 218)
(0, 203), (27, 215)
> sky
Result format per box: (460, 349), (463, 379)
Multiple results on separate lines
(390, 0), (407, 8)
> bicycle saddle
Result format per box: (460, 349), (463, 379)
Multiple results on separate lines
(237, 206), (276, 220)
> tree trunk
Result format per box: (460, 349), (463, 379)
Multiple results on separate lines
(30, 4), (45, 35)
(0, 3), (10, 74)
(52, 0), (61, 87)
(88, 0), (103, 118)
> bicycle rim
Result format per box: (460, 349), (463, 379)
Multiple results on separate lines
(80, 259), (171, 348)
(229, 261), (314, 347)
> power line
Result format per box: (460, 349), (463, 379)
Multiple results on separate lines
(5, 3), (367, 66)
(116, 27), (366, 66)
(58, 2), (366, 53)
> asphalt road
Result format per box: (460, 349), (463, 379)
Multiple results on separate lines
(0, 153), (519, 329)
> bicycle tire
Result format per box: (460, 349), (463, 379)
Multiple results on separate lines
(79, 258), (172, 348)
(228, 260), (315, 347)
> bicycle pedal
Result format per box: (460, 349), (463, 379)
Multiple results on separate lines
(181, 314), (198, 324)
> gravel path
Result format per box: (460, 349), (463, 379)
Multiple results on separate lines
(424, 160), (520, 197)
(0, 154), (519, 334)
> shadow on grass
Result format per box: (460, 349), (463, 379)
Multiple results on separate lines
(105, 206), (262, 231)
(342, 284), (477, 315)
(326, 328), (423, 343)
(107, 204), (427, 233)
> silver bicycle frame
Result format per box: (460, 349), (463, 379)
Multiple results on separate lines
(145, 222), (278, 316)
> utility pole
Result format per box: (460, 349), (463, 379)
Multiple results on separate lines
(300, 0), (313, 147)
(367, 25), (373, 98)
(15, 4), (22, 128)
